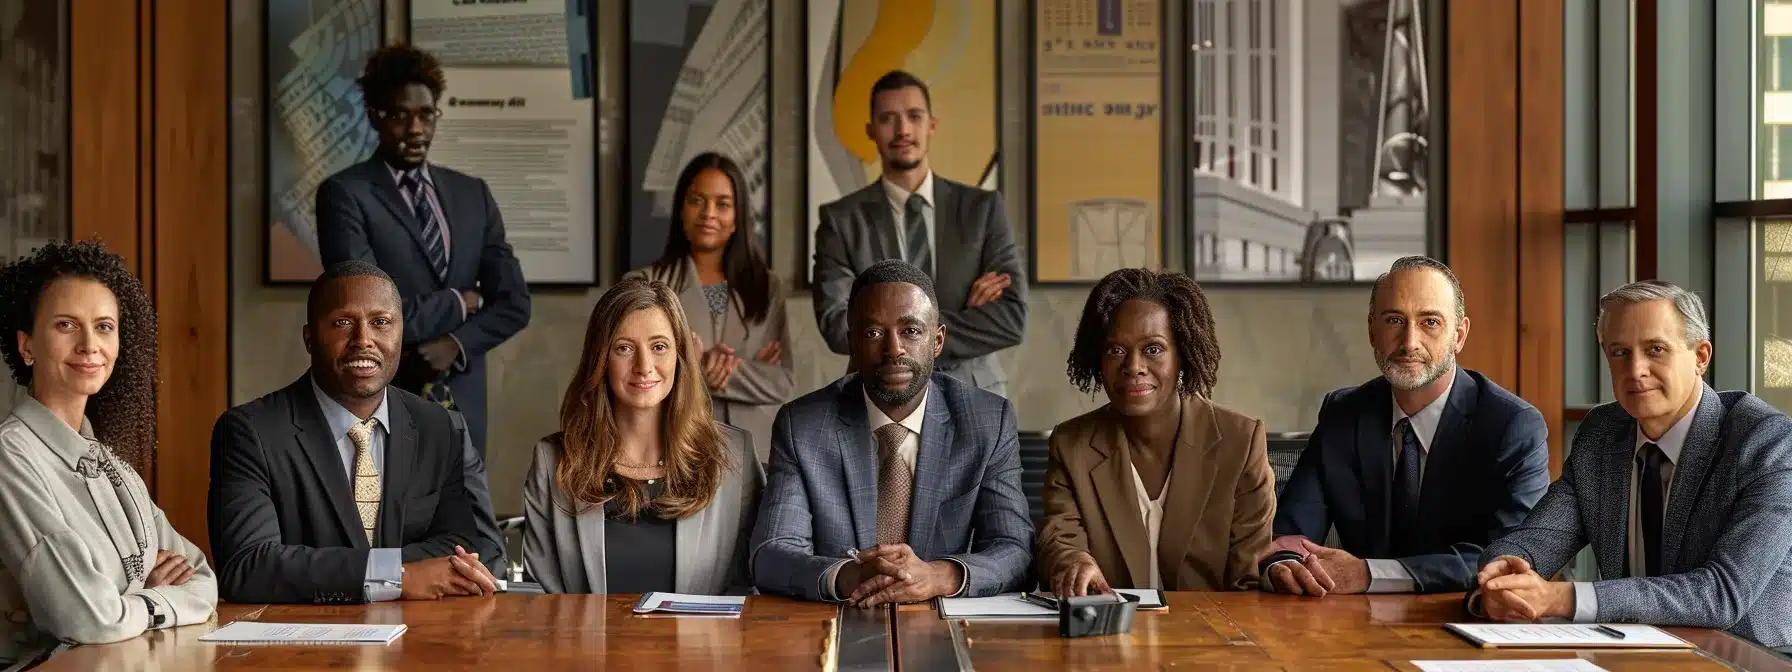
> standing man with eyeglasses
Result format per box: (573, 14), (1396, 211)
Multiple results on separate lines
(316, 44), (531, 461)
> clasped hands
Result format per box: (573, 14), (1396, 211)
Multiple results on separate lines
(418, 290), (484, 371)
(1261, 536), (1371, 596)
(693, 335), (781, 391)
(401, 545), (499, 601)
(835, 544), (962, 609)
(1475, 555), (1575, 622)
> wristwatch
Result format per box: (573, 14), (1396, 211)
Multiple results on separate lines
(138, 595), (165, 628)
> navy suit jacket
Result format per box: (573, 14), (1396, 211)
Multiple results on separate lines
(1273, 367), (1551, 592)
(315, 158), (532, 452)
(749, 373), (1035, 601)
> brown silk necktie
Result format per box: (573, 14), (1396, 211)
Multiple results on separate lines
(874, 422), (913, 545)
(348, 418), (380, 545)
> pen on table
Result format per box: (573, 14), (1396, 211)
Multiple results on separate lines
(1593, 625), (1626, 640)
(1019, 592), (1058, 610)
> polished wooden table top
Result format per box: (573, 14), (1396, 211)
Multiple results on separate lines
(35, 592), (1790, 670)
(896, 592), (1792, 670)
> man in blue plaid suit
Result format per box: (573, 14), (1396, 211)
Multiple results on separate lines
(750, 260), (1033, 606)
(1472, 280), (1792, 650)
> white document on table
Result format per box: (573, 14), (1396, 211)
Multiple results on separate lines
(1444, 623), (1692, 648)
(199, 622), (406, 644)
(631, 592), (746, 617)
(1413, 660), (1609, 672)
(938, 594), (1057, 620)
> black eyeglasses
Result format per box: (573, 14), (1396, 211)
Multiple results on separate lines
(373, 107), (443, 125)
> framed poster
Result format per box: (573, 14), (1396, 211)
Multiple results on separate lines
(804, 0), (1002, 283)
(625, 0), (773, 275)
(1030, 0), (1166, 285)
(263, 0), (384, 284)
(408, 0), (599, 286)
(1185, 0), (1433, 284)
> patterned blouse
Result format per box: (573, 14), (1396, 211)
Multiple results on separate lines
(702, 282), (730, 317)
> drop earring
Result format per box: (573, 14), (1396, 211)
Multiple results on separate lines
(20, 353), (32, 366)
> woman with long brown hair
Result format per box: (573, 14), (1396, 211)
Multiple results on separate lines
(522, 277), (765, 594)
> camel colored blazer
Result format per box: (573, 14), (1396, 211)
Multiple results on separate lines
(1037, 395), (1275, 591)
(624, 258), (793, 463)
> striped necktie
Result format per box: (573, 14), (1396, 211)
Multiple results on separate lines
(402, 171), (449, 282)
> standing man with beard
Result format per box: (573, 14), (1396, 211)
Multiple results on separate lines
(750, 260), (1034, 605)
(812, 70), (1026, 397)
(1262, 256), (1551, 595)
(315, 44), (531, 455)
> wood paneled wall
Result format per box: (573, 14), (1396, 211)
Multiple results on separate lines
(70, 0), (229, 553)
(1448, 0), (1567, 474)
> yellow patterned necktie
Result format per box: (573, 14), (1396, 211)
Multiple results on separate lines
(347, 418), (380, 545)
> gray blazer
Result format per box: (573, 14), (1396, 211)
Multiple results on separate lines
(749, 373), (1035, 601)
(0, 398), (216, 669)
(812, 178), (1027, 393)
(1480, 385), (1792, 648)
(522, 423), (766, 594)
(623, 258), (794, 463)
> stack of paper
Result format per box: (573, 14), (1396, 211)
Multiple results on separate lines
(938, 595), (1057, 620)
(631, 592), (747, 618)
(1443, 623), (1693, 649)
(199, 622), (407, 644)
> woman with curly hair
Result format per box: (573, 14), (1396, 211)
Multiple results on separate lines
(0, 240), (216, 667)
(1036, 268), (1275, 596)
(522, 277), (764, 594)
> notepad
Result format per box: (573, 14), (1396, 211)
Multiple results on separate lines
(1444, 623), (1693, 649)
(938, 594), (1057, 620)
(1414, 660), (1609, 672)
(631, 592), (746, 617)
(199, 622), (407, 644)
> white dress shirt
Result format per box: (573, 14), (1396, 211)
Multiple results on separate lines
(881, 171), (936, 270)
(1128, 463), (1171, 590)
(821, 385), (969, 600)
(1569, 390), (1697, 622)
(1364, 377), (1454, 593)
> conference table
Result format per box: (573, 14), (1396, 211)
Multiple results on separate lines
(33, 592), (1789, 670)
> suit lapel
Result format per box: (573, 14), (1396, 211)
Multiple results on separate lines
(431, 165), (481, 283)
(1355, 388), (1394, 555)
(856, 184), (900, 262)
(675, 500), (711, 593)
(674, 257), (723, 346)
(379, 396), (415, 547)
(1087, 411), (1150, 587)
(288, 375), (367, 548)
(834, 380), (879, 550)
(1414, 369), (1477, 541)
(930, 180), (965, 288)
(906, 387), (954, 558)
(1662, 386), (1723, 573)
(577, 505), (607, 593)
(361, 159), (432, 257)
(1157, 397), (1220, 588)
(1593, 418), (1635, 580)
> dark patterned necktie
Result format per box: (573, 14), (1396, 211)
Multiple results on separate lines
(903, 193), (933, 277)
(1638, 442), (1666, 577)
(874, 422), (913, 545)
(1392, 418), (1423, 544)
(402, 171), (449, 282)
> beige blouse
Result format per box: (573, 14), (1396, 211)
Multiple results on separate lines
(0, 397), (216, 669)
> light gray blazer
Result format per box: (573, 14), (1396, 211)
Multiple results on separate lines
(0, 398), (217, 670)
(812, 178), (1027, 393)
(522, 423), (765, 594)
(1480, 385), (1792, 649)
(623, 257), (794, 463)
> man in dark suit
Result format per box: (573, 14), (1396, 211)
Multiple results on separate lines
(813, 70), (1025, 397)
(208, 261), (505, 604)
(1472, 280), (1792, 651)
(1265, 256), (1551, 595)
(751, 260), (1034, 605)
(315, 44), (531, 453)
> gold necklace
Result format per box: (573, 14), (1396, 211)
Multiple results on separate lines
(615, 457), (664, 470)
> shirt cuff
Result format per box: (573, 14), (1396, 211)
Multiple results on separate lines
(365, 548), (403, 602)
(1571, 582), (1598, 622)
(821, 559), (851, 601)
(449, 334), (468, 372)
(450, 288), (468, 322)
(134, 589), (176, 630)
(1365, 558), (1417, 593)
(942, 557), (970, 598)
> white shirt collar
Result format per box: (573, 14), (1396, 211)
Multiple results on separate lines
(1635, 387), (1704, 465)
(863, 383), (930, 437)
(1391, 370), (1455, 452)
(881, 171), (935, 211)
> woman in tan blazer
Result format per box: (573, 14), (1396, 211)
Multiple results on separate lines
(1039, 268), (1276, 595)
(624, 152), (793, 464)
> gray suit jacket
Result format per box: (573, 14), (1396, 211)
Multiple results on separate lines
(624, 258), (794, 463)
(812, 179), (1026, 392)
(521, 424), (765, 594)
(749, 373), (1035, 601)
(1480, 386), (1792, 648)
